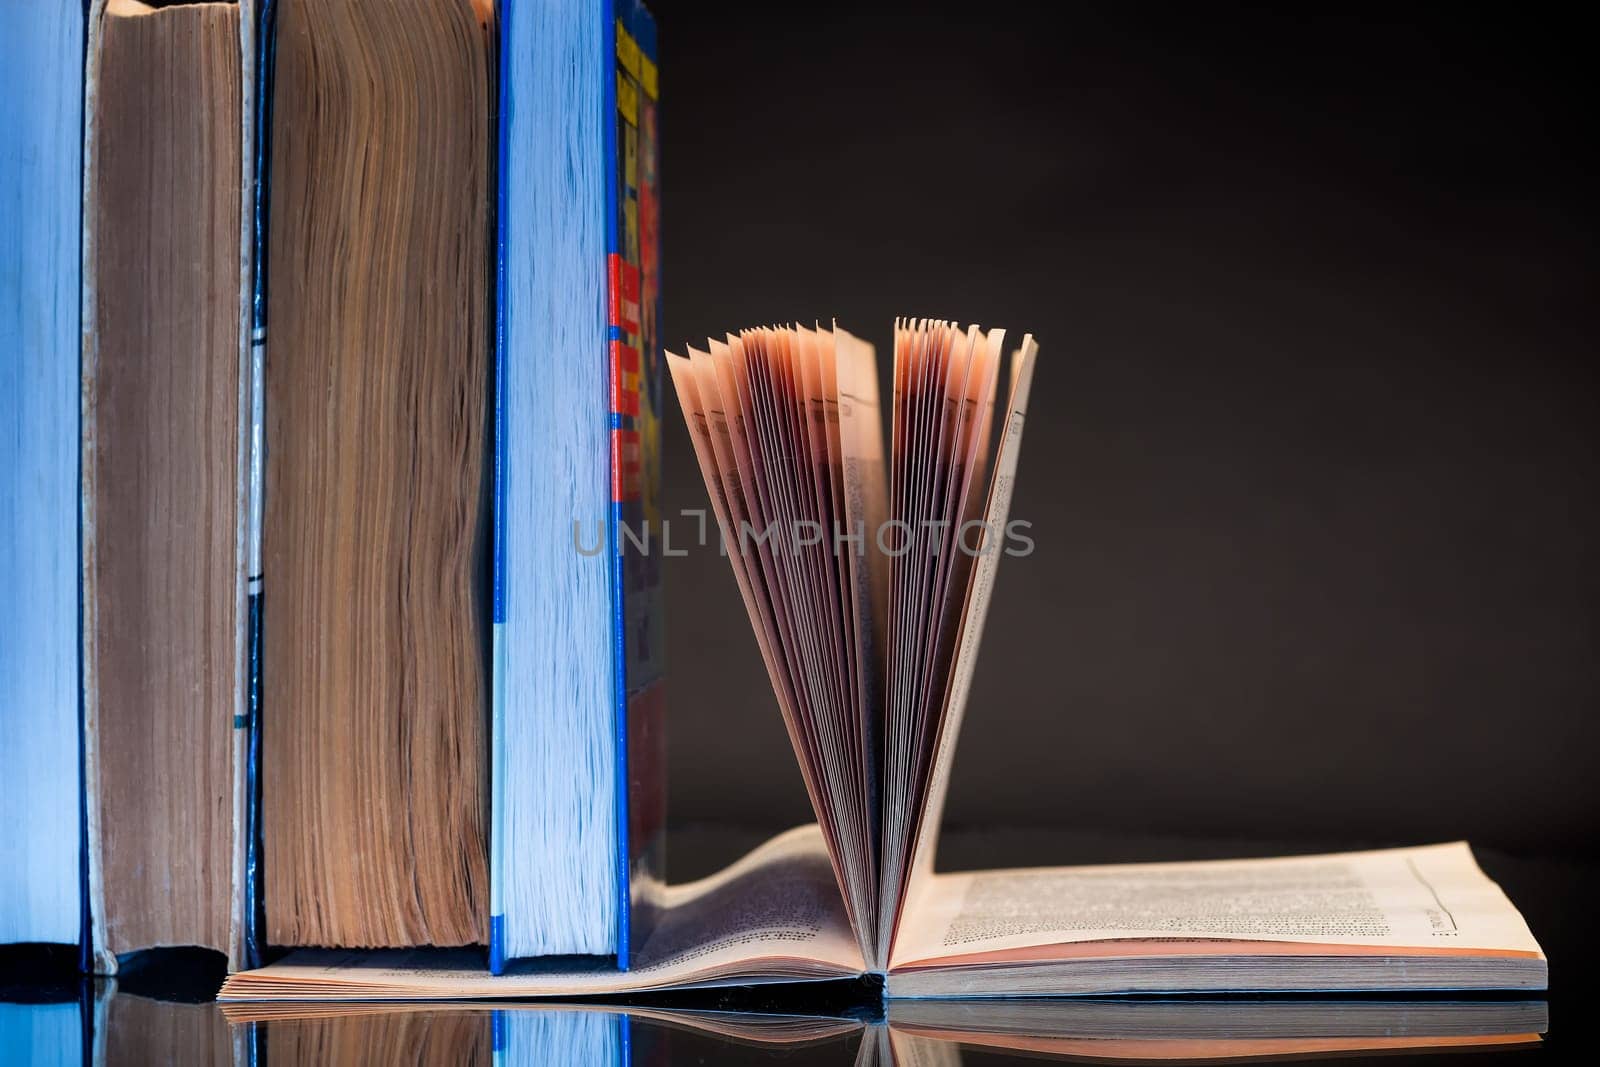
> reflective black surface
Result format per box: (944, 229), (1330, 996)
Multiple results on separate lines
(0, 990), (1560, 1064)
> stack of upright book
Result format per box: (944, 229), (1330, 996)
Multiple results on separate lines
(2, 0), (664, 975)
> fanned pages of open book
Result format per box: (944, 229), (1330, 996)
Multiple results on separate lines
(222, 320), (1545, 999)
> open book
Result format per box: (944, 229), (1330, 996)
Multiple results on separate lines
(220, 826), (1543, 999)
(223, 320), (1544, 1000)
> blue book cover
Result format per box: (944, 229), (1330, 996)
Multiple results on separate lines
(0, 0), (85, 956)
(490, 0), (664, 972)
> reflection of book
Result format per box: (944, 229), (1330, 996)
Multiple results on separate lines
(225, 321), (1545, 1001)
(0, 994), (1551, 1065)
(2, 980), (227, 1067)
(98, 989), (231, 1066)
(0, 1004), (79, 1067)
(0, 1000), (80, 1067)
(213, 998), (1547, 1063)
(883, 998), (1550, 1062)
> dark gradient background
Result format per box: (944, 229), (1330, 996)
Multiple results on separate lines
(646, 3), (1595, 857)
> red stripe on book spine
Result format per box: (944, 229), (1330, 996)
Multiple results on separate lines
(619, 261), (640, 334)
(607, 253), (623, 328)
(611, 428), (641, 502)
(606, 254), (641, 334)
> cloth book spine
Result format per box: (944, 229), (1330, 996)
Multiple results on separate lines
(488, 0), (511, 972)
(241, 0), (274, 972)
(78, 0), (257, 973)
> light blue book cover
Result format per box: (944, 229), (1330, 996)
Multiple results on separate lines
(0, 0), (86, 956)
(491, 0), (665, 972)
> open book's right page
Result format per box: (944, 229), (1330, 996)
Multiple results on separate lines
(888, 841), (1545, 996)
(902, 338), (1038, 895)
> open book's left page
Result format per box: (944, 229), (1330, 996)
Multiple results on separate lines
(221, 827), (861, 999)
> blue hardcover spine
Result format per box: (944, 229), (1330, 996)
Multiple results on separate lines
(601, 0), (626, 972)
(488, 0), (512, 977)
(77, 0), (93, 973)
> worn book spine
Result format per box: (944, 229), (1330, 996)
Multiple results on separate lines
(229, 0), (261, 976)
(78, 0), (107, 978)
(79, 0), (257, 975)
(242, 0), (274, 971)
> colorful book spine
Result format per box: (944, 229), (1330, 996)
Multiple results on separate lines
(607, 0), (666, 968)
